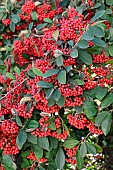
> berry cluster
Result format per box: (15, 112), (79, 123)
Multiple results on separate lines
(67, 114), (103, 135)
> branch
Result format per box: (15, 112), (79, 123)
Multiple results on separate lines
(0, 78), (28, 101)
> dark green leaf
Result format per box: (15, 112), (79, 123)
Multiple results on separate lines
(38, 81), (54, 88)
(82, 30), (94, 40)
(22, 53), (30, 60)
(80, 143), (87, 157)
(76, 150), (84, 170)
(90, 10), (105, 22)
(43, 69), (59, 78)
(6, 72), (15, 80)
(92, 37), (106, 47)
(16, 116), (22, 127)
(28, 22), (33, 31)
(3, 155), (13, 167)
(12, 15), (20, 24)
(95, 111), (109, 126)
(48, 122), (56, 130)
(78, 40), (89, 49)
(70, 49), (78, 58)
(31, 11), (38, 20)
(14, 66), (20, 76)
(84, 101), (97, 118)
(44, 18), (52, 23)
(58, 70), (66, 84)
(56, 56), (63, 67)
(56, 95), (65, 107)
(63, 139), (79, 148)
(48, 98), (55, 106)
(108, 45), (113, 56)
(89, 26), (104, 37)
(106, 0), (113, 5)
(38, 137), (49, 151)
(74, 79), (84, 85)
(79, 50), (92, 65)
(33, 68), (43, 76)
(94, 86), (108, 101)
(27, 120), (39, 129)
(86, 143), (96, 155)
(34, 149), (43, 159)
(16, 129), (27, 149)
(46, 88), (54, 100)
(10, 21), (15, 32)
(37, 23), (47, 30)
(55, 147), (65, 170)
(93, 144), (103, 153)
(101, 93), (113, 108)
(102, 113), (112, 135)
(27, 133), (37, 144)
(53, 89), (61, 101)
(68, 40), (74, 46)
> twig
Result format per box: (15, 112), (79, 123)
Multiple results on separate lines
(0, 78), (28, 101)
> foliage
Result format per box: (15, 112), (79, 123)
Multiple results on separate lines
(0, 0), (113, 169)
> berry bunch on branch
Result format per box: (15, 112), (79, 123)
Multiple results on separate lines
(0, 0), (113, 169)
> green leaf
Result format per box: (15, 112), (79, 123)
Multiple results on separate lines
(56, 95), (65, 107)
(48, 122), (56, 130)
(84, 101), (97, 118)
(9, 21), (15, 32)
(58, 70), (66, 84)
(44, 18), (52, 23)
(28, 22), (33, 31)
(52, 30), (59, 41)
(70, 49), (78, 58)
(79, 50), (92, 65)
(102, 113), (112, 135)
(90, 10), (105, 22)
(16, 129), (27, 149)
(108, 45), (113, 56)
(86, 143), (96, 155)
(76, 150), (84, 170)
(28, 69), (35, 78)
(22, 53), (30, 60)
(38, 137), (49, 151)
(80, 143), (87, 157)
(82, 30), (94, 40)
(55, 147), (65, 170)
(93, 144), (103, 153)
(106, 60), (113, 64)
(95, 111), (109, 126)
(63, 139), (79, 148)
(101, 93), (113, 108)
(14, 66), (20, 76)
(74, 79), (84, 85)
(43, 69), (59, 78)
(56, 56), (63, 67)
(106, 0), (113, 5)
(93, 86), (108, 101)
(92, 37), (106, 47)
(89, 26), (104, 37)
(21, 151), (31, 157)
(27, 120), (39, 129)
(6, 72), (15, 80)
(78, 40), (89, 49)
(31, 11), (38, 20)
(37, 23), (47, 30)
(12, 14), (20, 24)
(27, 133), (37, 144)
(53, 89), (61, 101)
(16, 116), (22, 127)
(33, 68), (43, 76)
(48, 98), (55, 106)
(37, 81), (54, 88)
(34, 149), (43, 159)
(68, 40), (74, 46)
(46, 88), (54, 100)
(3, 155), (13, 168)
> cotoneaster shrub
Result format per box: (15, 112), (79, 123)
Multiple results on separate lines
(0, 0), (113, 169)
